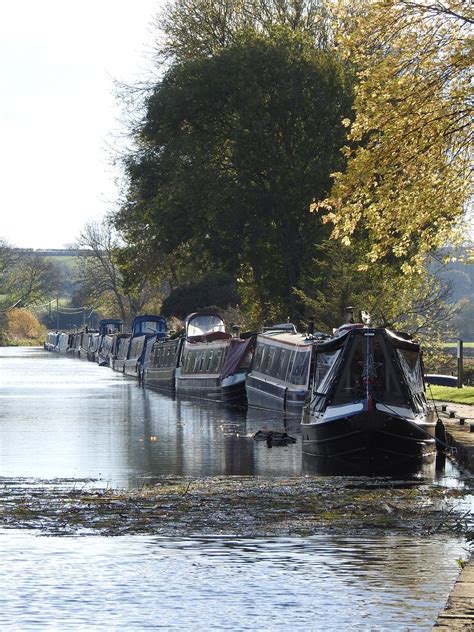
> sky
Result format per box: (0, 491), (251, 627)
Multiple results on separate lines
(0, 0), (163, 249)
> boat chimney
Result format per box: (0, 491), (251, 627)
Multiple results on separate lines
(232, 325), (241, 339)
(307, 319), (314, 335)
(345, 306), (355, 324)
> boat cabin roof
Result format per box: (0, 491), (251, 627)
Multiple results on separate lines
(99, 319), (123, 336)
(131, 314), (167, 336)
(185, 310), (228, 340)
(257, 330), (313, 348)
(315, 326), (419, 353)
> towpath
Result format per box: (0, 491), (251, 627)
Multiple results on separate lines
(433, 400), (474, 630)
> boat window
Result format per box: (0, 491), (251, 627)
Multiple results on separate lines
(194, 351), (202, 372)
(170, 346), (176, 367)
(263, 347), (277, 374)
(397, 349), (424, 392)
(208, 350), (218, 372)
(183, 350), (194, 373)
(239, 349), (253, 371)
(213, 349), (223, 371)
(276, 349), (289, 380)
(313, 349), (341, 394)
(332, 334), (406, 406)
(253, 344), (264, 371)
(206, 351), (213, 372)
(289, 350), (311, 385)
(136, 320), (166, 335)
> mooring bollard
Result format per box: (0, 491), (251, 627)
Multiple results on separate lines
(470, 424), (474, 433)
(449, 411), (455, 418)
(459, 418), (465, 426)
(441, 405), (447, 412)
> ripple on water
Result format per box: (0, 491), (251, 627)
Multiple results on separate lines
(0, 530), (467, 631)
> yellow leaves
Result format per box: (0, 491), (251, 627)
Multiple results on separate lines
(320, 0), (472, 271)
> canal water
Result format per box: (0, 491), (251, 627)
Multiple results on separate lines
(0, 347), (469, 630)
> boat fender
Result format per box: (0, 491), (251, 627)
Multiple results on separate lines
(435, 418), (446, 447)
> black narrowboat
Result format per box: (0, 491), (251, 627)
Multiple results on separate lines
(301, 323), (437, 472)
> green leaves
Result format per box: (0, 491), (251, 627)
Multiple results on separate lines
(115, 27), (353, 322)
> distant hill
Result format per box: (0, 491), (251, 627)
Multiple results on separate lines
(11, 248), (93, 257)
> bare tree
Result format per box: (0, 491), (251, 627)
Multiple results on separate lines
(75, 220), (161, 324)
(0, 240), (62, 309)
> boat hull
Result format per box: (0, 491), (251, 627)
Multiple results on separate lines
(143, 367), (176, 392)
(97, 353), (110, 367)
(111, 358), (126, 373)
(123, 359), (140, 377)
(245, 375), (306, 415)
(175, 374), (246, 405)
(302, 410), (436, 473)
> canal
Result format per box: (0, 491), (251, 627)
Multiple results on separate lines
(0, 347), (470, 630)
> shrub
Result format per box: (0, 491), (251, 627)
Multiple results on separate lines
(4, 308), (47, 343)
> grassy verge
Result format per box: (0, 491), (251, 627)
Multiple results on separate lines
(427, 385), (474, 405)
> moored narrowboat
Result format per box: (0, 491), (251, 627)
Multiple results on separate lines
(79, 330), (97, 360)
(245, 324), (317, 415)
(96, 319), (123, 366)
(67, 331), (83, 357)
(110, 334), (131, 372)
(44, 331), (60, 352)
(175, 311), (255, 404)
(123, 315), (167, 378)
(301, 322), (437, 473)
(108, 315), (166, 377)
(142, 336), (184, 391)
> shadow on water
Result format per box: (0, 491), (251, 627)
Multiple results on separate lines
(302, 451), (439, 479)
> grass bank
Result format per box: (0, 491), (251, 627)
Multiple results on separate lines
(427, 385), (474, 405)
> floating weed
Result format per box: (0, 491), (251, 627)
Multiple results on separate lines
(0, 476), (471, 539)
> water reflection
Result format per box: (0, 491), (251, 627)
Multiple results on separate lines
(0, 347), (469, 488)
(0, 530), (466, 631)
(0, 348), (302, 487)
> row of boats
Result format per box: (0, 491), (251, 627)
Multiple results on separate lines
(44, 309), (439, 473)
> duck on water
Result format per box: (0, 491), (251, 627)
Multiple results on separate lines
(302, 313), (437, 473)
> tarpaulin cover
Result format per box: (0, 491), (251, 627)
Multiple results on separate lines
(220, 336), (255, 379)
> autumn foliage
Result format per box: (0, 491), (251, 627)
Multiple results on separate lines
(3, 308), (46, 344)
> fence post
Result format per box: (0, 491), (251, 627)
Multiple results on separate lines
(457, 339), (463, 388)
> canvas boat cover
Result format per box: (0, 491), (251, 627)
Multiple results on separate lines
(219, 336), (255, 379)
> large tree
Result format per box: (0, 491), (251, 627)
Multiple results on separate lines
(157, 0), (333, 61)
(318, 0), (473, 270)
(115, 28), (352, 322)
